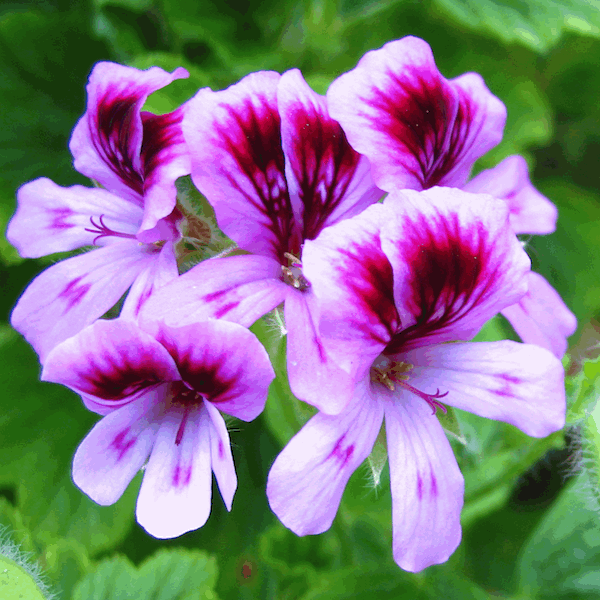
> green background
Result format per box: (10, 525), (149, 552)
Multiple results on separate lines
(2, 0), (600, 597)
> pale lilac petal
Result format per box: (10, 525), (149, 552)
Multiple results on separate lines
(7, 178), (141, 258)
(136, 404), (212, 538)
(384, 394), (463, 572)
(42, 319), (180, 404)
(139, 254), (288, 330)
(381, 187), (530, 352)
(204, 400), (237, 511)
(11, 240), (161, 362)
(267, 383), (384, 536)
(183, 72), (300, 262)
(327, 36), (506, 192)
(278, 69), (381, 241)
(120, 241), (179, 322)
(398, 340), (566, 437)
(501, 272), (577, 358)
(285, 290), (354, 415)
(463, 155), (557, 235)
(152, 320), (274, 421)
(72, 391), (165, 505)
(70, 62), (188, 209)
(302, 203), (397, 377)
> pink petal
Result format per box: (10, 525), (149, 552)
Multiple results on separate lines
(42, 319), (180, 405)
(136, 404), (212, 538)
(183, 72), (300, 262)
(69, 62), (189, 232)
(327, 36), (506, 192)
(7, 178), (142, 258)
(381, 187), (531, 352)
(285, 290), (354, 415)
(152, 320), (274, 421)
(137, 109), (191, 233)
(11, 240), (160, 362)
(278, 69), (381, 242)
(384, 393), (463, 572)
(139, 254), (288, 330)
(463, 155), (557, 235)
(302, 202), (398, 378)
(501, 272), (577, 358)
(267, 383), (384, 535)
(397, 340), (566, 437)
(72, 390), (165, 505)
(204, 400), (237, 511)
(120, 241), (179, 322)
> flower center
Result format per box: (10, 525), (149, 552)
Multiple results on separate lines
(85, 214), (137, 245)
(370, 359), (448, 415)
(281, 252), (311, 291)
(170, 381), (204, 445)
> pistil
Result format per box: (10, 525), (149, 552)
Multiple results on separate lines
(281, 252), (311, 291)
(85, 214), (137, 245)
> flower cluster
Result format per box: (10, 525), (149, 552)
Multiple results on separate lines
(8, 36), (575, 571)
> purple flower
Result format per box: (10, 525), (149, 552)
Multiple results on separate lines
(266, 187), (566, 572)
(8, 62), (191, 361)
(41, 317), (274, 538)
(139, 69), (382, 414)
(326, 36), (576, 357)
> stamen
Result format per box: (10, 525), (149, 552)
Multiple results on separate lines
(281, 252), (311, 291)
(370, 360), (448, 415)
(85, 214), (137, 245)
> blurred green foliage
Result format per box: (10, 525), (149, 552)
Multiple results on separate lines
(2, 0), (600, 598)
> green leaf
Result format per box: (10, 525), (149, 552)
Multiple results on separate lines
(434, 0), (600, 52)
(0, 9), (106, 265)
(517, 477), (600, 598)
(72, 548), (219, 600)
(0, 326), (137, 556)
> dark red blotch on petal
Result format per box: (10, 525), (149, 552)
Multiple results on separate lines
(366, 68), (476, 189)
(140, 109), (185, 189)
(73, 353), (165, 401)
(286, 101), (363, 241)
(215, 97), (298, 262)
(327, 434), (355, 467)
(59, 277), (93, 312)
(338, 236), (399, 344)
(92, 93), (144, 197)
(385, 212), (498, 353)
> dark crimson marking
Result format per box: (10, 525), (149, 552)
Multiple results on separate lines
(338, 236), (399, 345)
(157, 333), (236, 402)
(172, 462), (193, 488)
(110, 428), (136, 461)
(430, 472), (438, 498)
(384, 212), (498, 354)
(214, 301), (241, 319)
(416, 474), (424, 500)
(59, 277), (93, 312)
(492, 373), (521, 398)
(92, 94), (144, 196)
(285, 100), (363, 241)
(327, 434), (355, 467)
(49, 207), (74, 230)
(134, 284), (154, 317)
(74, 353), (165, 400)
(140, 109), (185, 189)
(91, 94), (184, 198)
(500, 373), (522, 385)
(365, 68), (479, 188)
(215, 97), (298, 262)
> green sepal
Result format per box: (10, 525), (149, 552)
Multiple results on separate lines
(366, 426), (388, 488)
(437, 406), (467, 445)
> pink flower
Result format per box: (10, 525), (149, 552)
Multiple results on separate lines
(326, 36), (576, 356)
(139, 69), (382, 414)
(42, 317), (274, 538)
(267, 187), (566, 572)
(8, 62), (191, 361)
